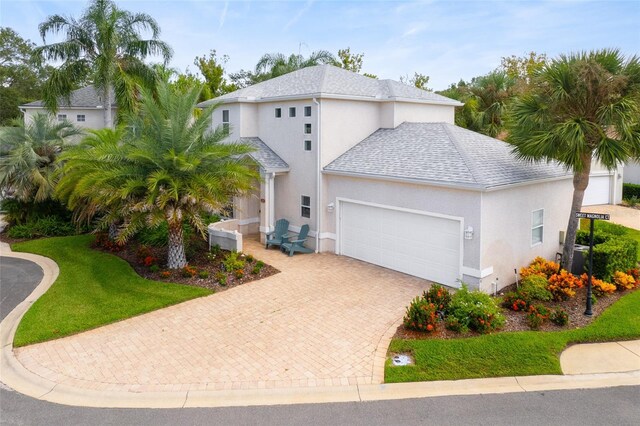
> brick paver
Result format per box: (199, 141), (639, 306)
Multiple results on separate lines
(15, 239), (429, 392)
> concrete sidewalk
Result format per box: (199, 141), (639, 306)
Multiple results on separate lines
(0, 241), (638, 408)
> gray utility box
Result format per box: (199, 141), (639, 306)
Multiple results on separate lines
(571, 244), (590, 275)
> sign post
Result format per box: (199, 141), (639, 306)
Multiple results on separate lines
(575, 212), (610, 316)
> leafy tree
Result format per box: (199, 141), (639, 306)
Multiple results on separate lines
(507, 49), (640, 271)
(0, 113), (81, 202)
(500, 51), (547, 91)
(254, 50), (336, 80)
(58, 82), (258, 268)
(35, 0), (172, 128)
(0, 27), (50, 125)
(194, 50), (237, 100)
(336, 47), (363, 73)
(400, 72), (431, 91)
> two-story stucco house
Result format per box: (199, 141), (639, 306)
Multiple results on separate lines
(198, 65), (575, 292)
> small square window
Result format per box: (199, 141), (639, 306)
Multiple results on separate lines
(304, 123), (311, 134)
(304, 140), (312, 151)
(275, 108), (282, 118)
(301, 195), (311, 218)
(222, 110), (229, 123)
(57, 114), (67, 121)
(289, 107), (296, 117)
(76, 114), (85, 122)
(531, 209), (544, 245)
(304, 106), (312, 117)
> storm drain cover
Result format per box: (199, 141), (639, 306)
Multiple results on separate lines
(391, 353), (414, 366)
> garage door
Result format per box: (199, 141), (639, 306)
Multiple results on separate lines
(338, 201), (462, 287)
(583, 175), (611, 206)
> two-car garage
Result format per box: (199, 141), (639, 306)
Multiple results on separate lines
(337, 200), (463, 287)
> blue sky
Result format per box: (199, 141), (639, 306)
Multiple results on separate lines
(1, 0), (638, 90)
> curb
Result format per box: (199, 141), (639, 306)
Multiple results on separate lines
(1, 243), (639, 408)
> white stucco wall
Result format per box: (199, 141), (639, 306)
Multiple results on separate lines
(623, 160), (640, 185)
(23, 107), (113, 131)
(392, 102), (455, 127)
(480, 178), (573, 293)
(322, 174), (483, 285)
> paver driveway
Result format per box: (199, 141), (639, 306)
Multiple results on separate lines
(15, 239), (430, 392)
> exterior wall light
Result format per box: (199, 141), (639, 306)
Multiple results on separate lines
(464, 226), (474, 240)
(327, 202), (335, 213)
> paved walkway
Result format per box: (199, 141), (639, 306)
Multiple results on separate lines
(582, 204), (640, 230)
(12, 239), (429, 393)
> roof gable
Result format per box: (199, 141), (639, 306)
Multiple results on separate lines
(324, 122), (570, 190)
(198, 65), (461, 107)
(21, 85), (115, 108)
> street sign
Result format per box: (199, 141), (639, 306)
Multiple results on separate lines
(575, 212), (610, 220)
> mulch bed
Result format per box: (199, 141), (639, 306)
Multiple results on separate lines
(393, 283), (635, 340)
(95, 237), (280, 293)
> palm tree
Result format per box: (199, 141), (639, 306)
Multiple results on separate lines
(255, 50), (336, 80)
(468, 72), (516, 138)
(0, 113), (81, 203)
(59, 82), (258, 268)
(35, 0), (172, 128)
(508, 49), (640, 271)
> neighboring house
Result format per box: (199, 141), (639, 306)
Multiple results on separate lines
(19, 85), (115, 129)
(583, 159), (624, 205)
(198, 65), (575, 292)
(623, 161), (640, 185)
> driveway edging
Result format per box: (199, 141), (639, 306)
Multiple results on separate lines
(1, 242), (638, 408)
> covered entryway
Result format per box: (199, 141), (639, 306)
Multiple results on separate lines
(337, 200), (463, 287)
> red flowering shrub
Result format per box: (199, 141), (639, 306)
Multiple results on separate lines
(94, 233), (124, 252)
(502, 292), (528, 311)
(159, 271), (171, 279)
(404, 297), (438, 332)
(181, 265), (197, 278)
(143, 256), (157, 266)
(526, 304), (550, 330)
(423, 284), (452, 313)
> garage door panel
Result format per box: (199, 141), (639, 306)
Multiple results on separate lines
(583, 176), (611, 206)
(340, 201), (462, 286)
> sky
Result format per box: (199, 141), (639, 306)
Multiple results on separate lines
(1, 0), (639, 90)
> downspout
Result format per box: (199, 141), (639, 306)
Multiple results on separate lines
(313, 97), (321, 253)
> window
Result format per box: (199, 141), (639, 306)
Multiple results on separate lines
(304, 106), (312, 117)
(57, 114), (67, 121)
(275, 108), (282, 118)
(531, 209), (544, 245)
(304, 123), (311, 134)
(304, 140), (312, 151)
(76, 114), (85, 122)
(301, 195), (311, 218)
(222, 109), (229, 134)
(289, 107), (296, 117)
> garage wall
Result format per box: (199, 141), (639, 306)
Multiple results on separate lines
(480, 178), (573, 293)
(624, 161), (640, 184)
(322, 174), (482, 286)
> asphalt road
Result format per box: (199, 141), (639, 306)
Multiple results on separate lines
(1, 256), (639, 425)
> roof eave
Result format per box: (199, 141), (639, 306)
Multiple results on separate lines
(203, 92), (462, 106)
(322, 169), (486, 191)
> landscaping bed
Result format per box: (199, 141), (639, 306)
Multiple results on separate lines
(93, 234), (279, 293)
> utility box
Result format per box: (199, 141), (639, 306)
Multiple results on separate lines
(571, 244), (590, 275)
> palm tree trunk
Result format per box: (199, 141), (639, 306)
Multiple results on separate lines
(167, 221), (187, 269)
(103, 87), (113, 128)
(562, 154), (592, 272)
(108, 222), (118, 241)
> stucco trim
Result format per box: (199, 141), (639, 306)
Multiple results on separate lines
(238, 217), (260, 226)
(462, 266), (494, 279)
(210, 93), (461, 107)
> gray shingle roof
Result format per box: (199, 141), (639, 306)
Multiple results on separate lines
(21, 85), (115, 108)
(239, 137), (289, 172)
(324, 122), (570, 189)
(198, 65), (461, 107)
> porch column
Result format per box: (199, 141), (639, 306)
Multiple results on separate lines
(268, 172), (275, 232)
(261, 171), (275, 234)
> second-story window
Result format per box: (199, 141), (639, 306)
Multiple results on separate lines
(304, 106), (312, 117)
(275, 108), (282, 118)
(304, 123), (311, 134)
(76, 114), (85, 122)
(222, 109), (230, 134)
(57, 114), (67, 121)
(289, 107), (296, 117)
(301, 195), (311, 218)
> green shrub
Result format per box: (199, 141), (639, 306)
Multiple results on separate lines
(149, 264), (160, 273)
(526, 304), (551, 330)
(623, 183), (640, 200)
(7, 216), (77, 239)
(135, 214), (220, 247)
(550, 308), (569, 326)
(215, 272), (227, 286)
(519, 275), (553, 302)
(251, 264), (263, 275)
(423, 284), (452, 314)
(1, 198), (71, 225)
(246, 254), (255, 263)
(626, 196), (639, 207)
(447, 284), (505, 333)
(210, 244), (222, 257)
(589, 238), (638, 282)
(403, 297), (438, 332)
(502, 292), (528, 311)
(223, 251), (245, 272)
(445, 316), (467, 333)
(198, 270), (210, 279)
(256, 260), (265, 268)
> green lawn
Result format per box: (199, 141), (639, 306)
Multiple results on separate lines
(12, 234), (212, 347)
(386, 288), (640, 383)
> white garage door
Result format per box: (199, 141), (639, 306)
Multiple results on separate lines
(583, 175), (611, 206)
(338, 201), (462, 287)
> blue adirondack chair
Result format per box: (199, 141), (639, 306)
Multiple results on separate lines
(265, 218), (290, 249)
(281, 224), (314, 256)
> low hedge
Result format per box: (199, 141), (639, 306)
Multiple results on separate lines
(623, 183), (640, 200)
(576, 229), (638, 281)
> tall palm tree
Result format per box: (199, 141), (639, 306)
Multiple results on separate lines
(59, 82), (258, 268)
(468, 72), (516, 138)
(508, 49), (640, 271)
(0, 113), (81, 202)
(35, 0), (172, 128)
(255, 50), (336, 80)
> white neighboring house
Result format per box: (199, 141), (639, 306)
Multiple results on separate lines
(623, 161), (640, 185)
(198, 64), (576, 292)
(583, 159), (624, 205)
(20, 85), (115, 130)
